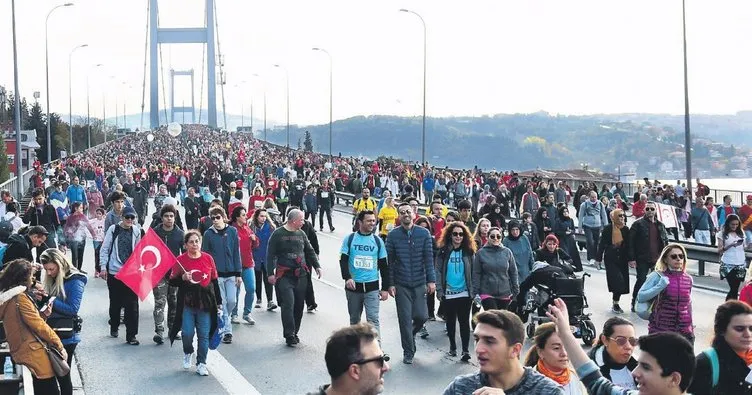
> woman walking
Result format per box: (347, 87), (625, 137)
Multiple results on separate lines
(471, 227), (519, 310)
(553, 206), (582, 271)
(250, 209), (278, 311)
(230, 206), (260, 324)
(718, 214), (748, 300)
(0, 259), (67, 394)
(473, 218), (491, 248)
(595, 209), (632, 313)
(63, 202), (96, 273)
(435, 222), (476, 362)
(41, 249), (86, 395)
(169, 230), (222, 377)
(637, 243), (694, 344)
(502, 220), (535, 284)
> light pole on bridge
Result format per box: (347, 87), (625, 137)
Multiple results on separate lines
(681, 0), (694, 203)
(399, 8), (427, 166)
(68, 43), (88, 155)
(312, 47), (333, 164)
(86, 63), (103, 149)
(273, 64), (290, 151)
(252, 73), (267, 142)
(45, 2), (74, 163)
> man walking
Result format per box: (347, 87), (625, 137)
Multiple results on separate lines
(317, 179), (335, 232)
(386, 203), (435, 364)
(578, 191), (608, 266)
(152, 204), (184, 345)
(628, 201), (668, 312)
(266, 209), (321, 346)
(340, 210), (389, 335)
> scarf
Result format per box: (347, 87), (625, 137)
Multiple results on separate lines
(736, 349), (752, 366)
(537, 360), (570, 386)
(611, 209), (625, 247)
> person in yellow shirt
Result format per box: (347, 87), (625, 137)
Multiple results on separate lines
(377, 197), (398, 241)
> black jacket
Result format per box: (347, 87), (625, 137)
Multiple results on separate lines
(316, 186), (335, 210)
(3, 234), (33, 266)
(302, 221), (320, 255)
(131, 187), (148, 217)
(689, 337), (752, 395)
(22, 203), (60, 235)
(534, 248), (575, 276)
(629, 217), (669, 264)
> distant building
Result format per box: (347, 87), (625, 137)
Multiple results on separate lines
(3, 129), (40, 177)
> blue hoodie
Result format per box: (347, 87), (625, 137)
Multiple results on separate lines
(252, 220), (273, 271)
(50, 273), (87, 345)
(202, 225), (241, 277)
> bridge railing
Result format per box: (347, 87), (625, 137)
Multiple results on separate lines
(0, 169), (36, 201)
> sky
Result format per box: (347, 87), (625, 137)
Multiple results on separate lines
(2, 0), (752, 130)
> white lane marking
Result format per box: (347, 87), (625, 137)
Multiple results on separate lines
(144, 291), (261, 394)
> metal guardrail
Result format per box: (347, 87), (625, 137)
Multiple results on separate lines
(333, 190), (752, 275)
(0, 168), (35, 201)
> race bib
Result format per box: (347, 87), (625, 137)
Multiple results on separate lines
(353, 256), (375, 270)
(321, 192), (329, 198)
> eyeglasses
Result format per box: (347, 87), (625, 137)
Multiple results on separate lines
(124, 215), (136, 220)
(645, 207), (656, 211)
(452, 232), (464, 237)
(399, 210), (411, 215)
(609, 336), (638, 347)
(212, 215), (223, 220)
(669, 253), (684, 260)
(353, 354), (390, 368)
(489, 234), (502, 240)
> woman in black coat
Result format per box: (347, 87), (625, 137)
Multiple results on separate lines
(552, 206), (582, 272)
(595, 209), (632, 314)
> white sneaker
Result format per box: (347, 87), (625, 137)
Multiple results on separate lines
(183, 353), (193, 370)
(243, 314), (256, 325)
(231, 315), (240, 324)
(589, 259), (596, 266)
(196, 363), (209, 376)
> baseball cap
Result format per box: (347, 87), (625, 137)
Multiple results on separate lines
(123, 207), (137, 218)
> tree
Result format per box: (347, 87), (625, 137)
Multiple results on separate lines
(303, 130), (313, 152)
(25, 101), (46, 162)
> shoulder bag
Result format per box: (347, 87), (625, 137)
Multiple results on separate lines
(16, 297), (70, 377)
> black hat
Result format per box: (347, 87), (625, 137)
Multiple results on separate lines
(27, 225), (49, 236)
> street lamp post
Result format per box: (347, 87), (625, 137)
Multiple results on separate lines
(45, 2), (74, 163)
(11, 0), (23, 198)
(68, 43), (88, 155)
(252, 73), (267, 141)
(234, 81), (247, 128)
(86, 63), (103, 149)
(312, 47), (333, 163)
(399, 8), (427, 165)
(681, 0), (693, 203)
(274, 64), (290, 151)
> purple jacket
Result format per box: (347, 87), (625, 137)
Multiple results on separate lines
(648, 270), (693, 336)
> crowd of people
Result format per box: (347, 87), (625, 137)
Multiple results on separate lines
(0, 123), (749, 394)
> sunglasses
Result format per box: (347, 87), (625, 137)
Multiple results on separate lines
(124, 215), (136, 220)
(399, 210), (411, 215)
(489, 234), (502, 240)
(669, 253), (684, 260)
(609, 336), (638, 347)
(212, 215), (223, 220)
(645, 207), (656, 211)
(353, 354), (390, 368)
(452, 232), (464, 237)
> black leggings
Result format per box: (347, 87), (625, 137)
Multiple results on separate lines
(34, 376), (60, 395)
(255, 268), (274, 303)
(727, 275), (744, 301)
(481, 297), (511, 311)
(443, 297), (471, 352)
(57, 343), (78, 395)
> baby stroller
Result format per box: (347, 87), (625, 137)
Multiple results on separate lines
(521, 272), (596, 345)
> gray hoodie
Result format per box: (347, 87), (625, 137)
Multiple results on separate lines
(472, 244), (519, 299)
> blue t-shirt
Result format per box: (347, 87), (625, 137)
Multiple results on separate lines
(340, 233), (387, 283)
(446, 249), (467, 295)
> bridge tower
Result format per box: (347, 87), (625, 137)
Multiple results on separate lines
(149, 0), (217, 129)
(170, 69), (196, 123)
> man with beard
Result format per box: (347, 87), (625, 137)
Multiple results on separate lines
(628, 201), (668, 312)
(308, 322), (390, 395)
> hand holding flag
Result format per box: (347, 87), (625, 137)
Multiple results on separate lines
(115, 228), (179, 301)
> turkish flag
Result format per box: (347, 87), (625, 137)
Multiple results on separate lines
(115, 228), (179, 301)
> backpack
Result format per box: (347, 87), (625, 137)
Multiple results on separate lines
(345, 232), (382, 259)
(702, 348), (719, 389)
(0, 218), (13, 243)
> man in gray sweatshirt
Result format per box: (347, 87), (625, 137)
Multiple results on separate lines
(578, 191), (609, 266)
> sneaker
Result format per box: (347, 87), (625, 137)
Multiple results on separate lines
(183, 353), (193, 370)
(153, 334), (164, 345)
(243, 314), (256, 325)
(231, 315), (240, 324)
(589, 259), (596, 267)
(307, 303), (318, 313)
(403, 355), (414, 364)
(293, 334), (300, 344)
(126, 337), (140, 346)
(447, 349), (457, 357)
(612, 304), (624, 314)
(175, 332), (182, 340)
(110, 329), (119, 338)
(286, 336), (297, 347)
(320, 228), (324, 232)
(255, 302), (262, 309)
(330, 227), (335, 232)
(461, 352), (471, 362)
(419, 325), (429, 339)
(631, 304), (636, 313)
(222, 333), (233, 344)
(267, 301), (278, 311)
(79, 269), (88, 275)
(196, 363), (209, 376)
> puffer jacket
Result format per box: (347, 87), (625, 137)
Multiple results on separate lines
(0, 286), (64, 379)
(472, 244), (519, 298)
(386, 225), (436, 288)
(638, 270), (693, 336)
(49, 273), (87, 345)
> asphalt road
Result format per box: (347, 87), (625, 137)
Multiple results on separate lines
(68, 198), (729, 395)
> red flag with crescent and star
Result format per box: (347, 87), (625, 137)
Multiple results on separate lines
(115, 227), (179, 301)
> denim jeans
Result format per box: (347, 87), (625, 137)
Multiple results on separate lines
(345, 290), (381, 335)
(218, 277), (237, 335)
(745, 230), (752, 244)
(583, 226), (601, 261)
(233, 268), (256, 317)
(182, 306), (211, 364)
(694, 229), (711, 245)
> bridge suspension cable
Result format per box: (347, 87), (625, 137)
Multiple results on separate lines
(213, 0), (227, 130)
(139, 0), (149, 131)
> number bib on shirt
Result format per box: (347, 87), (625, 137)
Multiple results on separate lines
(321, 192), (329, 198)
(353, 256), (375, 270)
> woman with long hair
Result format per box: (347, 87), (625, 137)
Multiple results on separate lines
(637, 243), (694, 344)
(169, 230), (222, 377)
(718, 213), (748, 300)
(473, 217), (491, 248)
(0, 259), (66, 394)
(689, 300), (752, 395)
(62, 201), (96, 272)
(250, 208), (277, 311)
(40, 249), (86, 395)
(230, 206), (260, 324)
(524, 323), (587, 394)
(595, 209), (632, 313)
(586, 316), (638, 390)
(435, 221), (477, 362)
(472, 227), (519, 311)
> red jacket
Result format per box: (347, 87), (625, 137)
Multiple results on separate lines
(233, 222), (260, 269)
